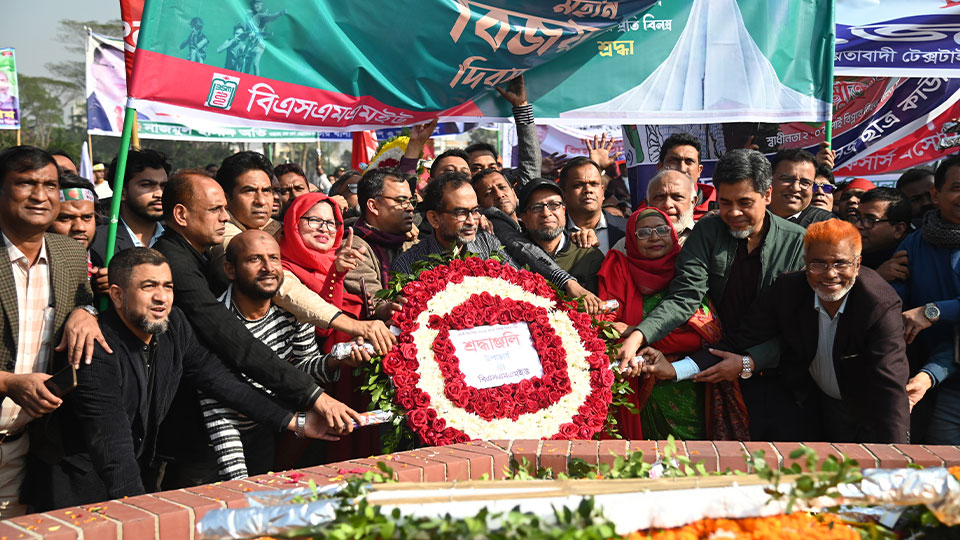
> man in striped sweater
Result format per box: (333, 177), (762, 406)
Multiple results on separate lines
(200, 229), (370, 479)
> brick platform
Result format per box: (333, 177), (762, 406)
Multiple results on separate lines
(6, 440), (960, 539)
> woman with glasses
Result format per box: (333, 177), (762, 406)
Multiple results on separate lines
(597, 208), (725, 440)
(278, 193), (374, 461)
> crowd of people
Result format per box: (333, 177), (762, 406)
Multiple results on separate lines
(0, 76), (954, 517)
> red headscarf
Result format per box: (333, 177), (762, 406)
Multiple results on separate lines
(601, 206), (680, 299)
(279, 193), (352, 308)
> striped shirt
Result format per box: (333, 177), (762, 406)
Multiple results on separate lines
(0, 234), (53, 432)
(199, 287), (338, 480)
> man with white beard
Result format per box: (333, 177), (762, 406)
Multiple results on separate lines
(609, 170), (696, 255)
(638, 219), (910, 443)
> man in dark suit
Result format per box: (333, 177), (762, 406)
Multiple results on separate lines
(560, 157), (626, 255)
(0, 146), (108, 516)
(638, 219), (911, 443)
(89, 149), (170, 267)
(23, 248), (337, 510)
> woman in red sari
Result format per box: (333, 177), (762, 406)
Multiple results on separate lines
(278, 192), (376, 462)
(598, 208), (744, 440)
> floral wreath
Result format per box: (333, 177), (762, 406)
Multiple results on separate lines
(374, 257), (614, 447)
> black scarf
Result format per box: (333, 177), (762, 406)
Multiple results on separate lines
(352, 217), (407, 284)
(922, 210), (960, 250)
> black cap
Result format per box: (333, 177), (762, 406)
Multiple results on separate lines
(518, 177), (563, 213)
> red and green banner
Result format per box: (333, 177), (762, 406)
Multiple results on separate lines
(128, 0), (834, 130)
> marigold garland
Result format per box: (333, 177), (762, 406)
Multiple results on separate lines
(628, 513), (859, 540)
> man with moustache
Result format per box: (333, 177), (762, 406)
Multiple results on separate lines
(90, 149), (169, 271)
(273, 162), (310, 218)
(200, 231), (370, 480)
(639, 220), (910, 443)
(617, 149), (807, 440)
(896, 167), (936, 223)
(0, 146), (106, 516)
(656, 133), (715, 220)
(473, 168), (604, 311)
(560, 157), (626, 255)
(637, 169), (697, 247)
(517, 178), (604, 293)
(893, 155), (960, 443)
(23, 248), (340, 509)
(50, 173), (98, 252)
(207, 153), (394, 351)
(810, 164), (837, 212)
(851, 188), (912, 282)
(767, 149), (834, 228)
(393, 172), (516, 275)
(152, 171), (361, 488)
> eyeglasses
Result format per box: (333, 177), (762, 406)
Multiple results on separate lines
(346, 183), (358, 194)
(806, 261), (855, 274)
(442, 207), (482, 222)
(300, 217), (340, 232)
(526, 201), (565, 214)
(776, 176), (814, 190)
(379, 195), (415, 209)
(635, 225), (671, 239)
(847, 214), (889, 229)
(813, 182), (837, 194)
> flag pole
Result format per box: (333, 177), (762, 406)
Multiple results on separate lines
(87, 133), (93, 162)
(824, 5), (836, 150)
(15, 129), (19, 145)
(131, 114), (141, 151)
(99, 106), (136, 310)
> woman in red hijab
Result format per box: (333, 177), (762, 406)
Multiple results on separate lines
(279, 192), (365, 320)
(278, 192), (374, 462)
(598, 208), (738, 441)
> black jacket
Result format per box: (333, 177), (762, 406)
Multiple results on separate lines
(694, 267), (910, 443)
(153, 228), (322, 410)
(787, 205), (835, 229)
(89, 220), (138, 268)
(483, 207), (575, 289)
(24, 308), (293, 510)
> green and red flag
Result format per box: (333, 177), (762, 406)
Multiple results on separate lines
(128, 0), (834, 129)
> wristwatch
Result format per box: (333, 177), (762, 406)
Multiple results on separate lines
(81, 305), (99, 318)
(295, 412), (306, 439)
(739, 355), (753, 379)
(924, 302), (941, 323)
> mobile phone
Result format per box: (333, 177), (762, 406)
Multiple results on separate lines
(44, 365), (77, 398)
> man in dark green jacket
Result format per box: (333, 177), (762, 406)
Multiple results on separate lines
(619, 149), (806, 440)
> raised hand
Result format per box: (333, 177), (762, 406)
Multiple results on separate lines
(816, 141), (836, 169)
(584, 133), (622, 170)
(334, 228), (367, 273)
(541, 152), (570, 178)
(495, 75), (528, 107)
(404, 118), (440, 160)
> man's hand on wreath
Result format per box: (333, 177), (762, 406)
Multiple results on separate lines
(563, 281), (603, 315)
(616, 328), (647, 365)
(637, 347), (676, 381)
(313, 392), (363, 434)
(373, 296), (405, 322)
(346, 319), (395, 355)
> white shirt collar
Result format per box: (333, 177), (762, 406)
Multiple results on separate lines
(813, 292), (850, 319)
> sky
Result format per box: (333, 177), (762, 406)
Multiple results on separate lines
(0, 0), (120, 78)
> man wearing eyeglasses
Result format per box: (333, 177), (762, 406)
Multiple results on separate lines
(392, 172), (516, 275)
(851, 188), (912, 283)
(640, 219), (910, 443)
(810, 164), (836, 212)
(516, 179), (603, 293)
(767, 149), (835, 228)
(344, 167), (416, 320)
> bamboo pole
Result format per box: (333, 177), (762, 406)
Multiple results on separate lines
(98, 106), (136, 311)
(131, 114), (140, 151)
